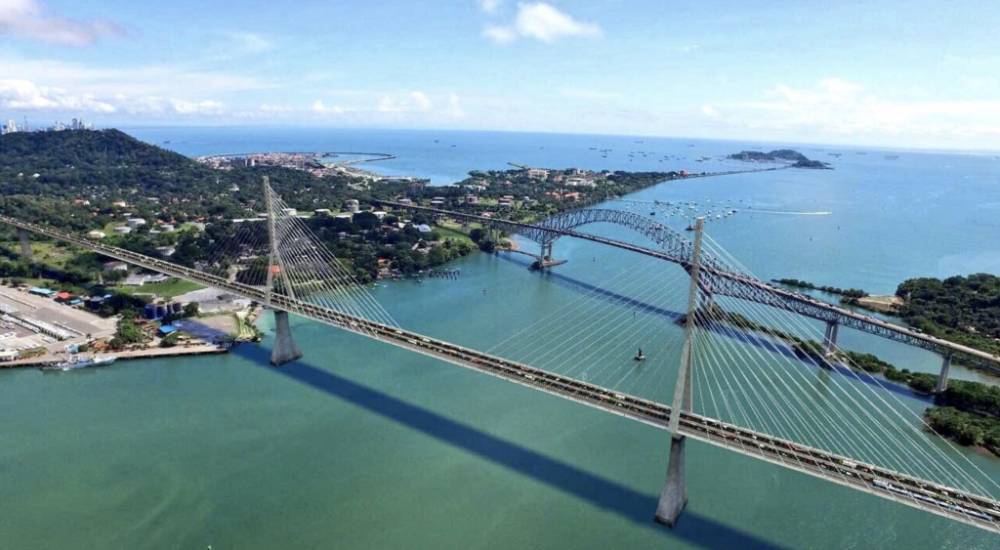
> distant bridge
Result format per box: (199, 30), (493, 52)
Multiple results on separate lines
(379, 201), (1000, 381)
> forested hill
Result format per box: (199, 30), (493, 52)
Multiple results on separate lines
(0, 129), (372, 230)
(1, 129), (193, 172)
(896, 274), (1000, 356)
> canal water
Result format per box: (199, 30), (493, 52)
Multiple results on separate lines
(1, 128), (998, 548)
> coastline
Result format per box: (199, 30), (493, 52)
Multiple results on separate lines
(0, 342), (229, 369)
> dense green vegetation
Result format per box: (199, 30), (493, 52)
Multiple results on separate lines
(728, 149), (831, 169)
(896, 274), (1000, 356)
(937, 380), (1000, 418)
(774, 278), (868, 299)
(108, 313), (147, 350)
(0, 129), (477, 284)
(0, 129), (686, 285)
(925, 407), (1000, 455)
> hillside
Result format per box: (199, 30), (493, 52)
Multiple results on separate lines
(0, 129), (367, 229)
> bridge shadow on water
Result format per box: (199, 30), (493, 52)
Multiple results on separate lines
(232, 343), (785, 549)
(498, 253), (930, 404)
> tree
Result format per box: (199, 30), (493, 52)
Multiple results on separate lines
(353, 211), (379, 230)
(182, 302), (200, 318)
(109, 311), (146, 349)
(160, 332), (181, 348)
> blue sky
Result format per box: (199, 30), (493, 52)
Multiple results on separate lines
(2, 0), (1000, 150)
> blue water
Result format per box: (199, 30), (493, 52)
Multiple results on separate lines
(1, 127), (997, 548)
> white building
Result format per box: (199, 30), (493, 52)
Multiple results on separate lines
(344, 199), (360, 213)
(126, 218), (147, 228)
(526, 168), (549, 180)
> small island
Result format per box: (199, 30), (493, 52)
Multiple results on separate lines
(729, 149), (833, 169)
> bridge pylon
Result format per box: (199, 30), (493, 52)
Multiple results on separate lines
(655, 217), (705, 528)
(822, 320), (840, 357)
(16, 227), (31, 260)
(934, 352), (953, 393)
(262, 176), (303, 366)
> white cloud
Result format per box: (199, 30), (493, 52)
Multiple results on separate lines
(703, 77), (1000, 144)
(311, 100), (344, 114)
(447, 93), (464, 117)
(478, 0), (502, 14)
(483, 25), (517, 44)
(376, 91), (436, 113)
(0, 77), (233, 117)
(0, 55), (272, 100)
(484, 2), (601, 44)
(0, 78), (115, 112)
(410, 90), (432, 111)
(0, 0), (123, 46)
(259, 103), (293, 113)
(678, 44), (700, 53)
(168, 99), (224, 115)
(221, 31), (273, 54)
(700, 104), (720, 119)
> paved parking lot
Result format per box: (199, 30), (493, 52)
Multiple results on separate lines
(0, 286), (116, 353)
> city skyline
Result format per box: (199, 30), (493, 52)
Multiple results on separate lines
(2, 0), (1000, 151)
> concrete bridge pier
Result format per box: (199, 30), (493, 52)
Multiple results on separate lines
(655, 434), (688, 526)
(271, 310), (303, 366)
(934, 353), (953, 393)
(17, 228), (31, 260)
(531, 240), (566, 269)
(822, 320), (840, 356)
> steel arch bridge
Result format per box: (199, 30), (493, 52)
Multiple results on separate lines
(489, 208), (693, 264)
(379, 200), (1000, 374)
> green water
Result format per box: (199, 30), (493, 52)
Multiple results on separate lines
(4, 129), (1000, 547)
(1, 251), (997, 549)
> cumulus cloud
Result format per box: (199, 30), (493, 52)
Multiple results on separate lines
(0, 77), (233, 117)
(484, 2), (601, 44)
(0, 78), (115, 112)
(410, 90), (432, 111)
(702, 77), (1000, 143)
(0, 0), (123, 46)
(311, 100), (344, 114)
(376, 90), (435, 113)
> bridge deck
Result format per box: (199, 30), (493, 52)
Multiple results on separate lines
(2, 215), (997, 533)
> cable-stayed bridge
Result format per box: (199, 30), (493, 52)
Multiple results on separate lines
(2, 179), (998, 534)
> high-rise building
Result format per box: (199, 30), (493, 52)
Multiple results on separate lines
(1, 119), (18, 135)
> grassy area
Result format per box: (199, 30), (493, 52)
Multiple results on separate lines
(1, 239), (76, 268)
(433, 223), (476, 246)
(114, 278), (202, 298)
